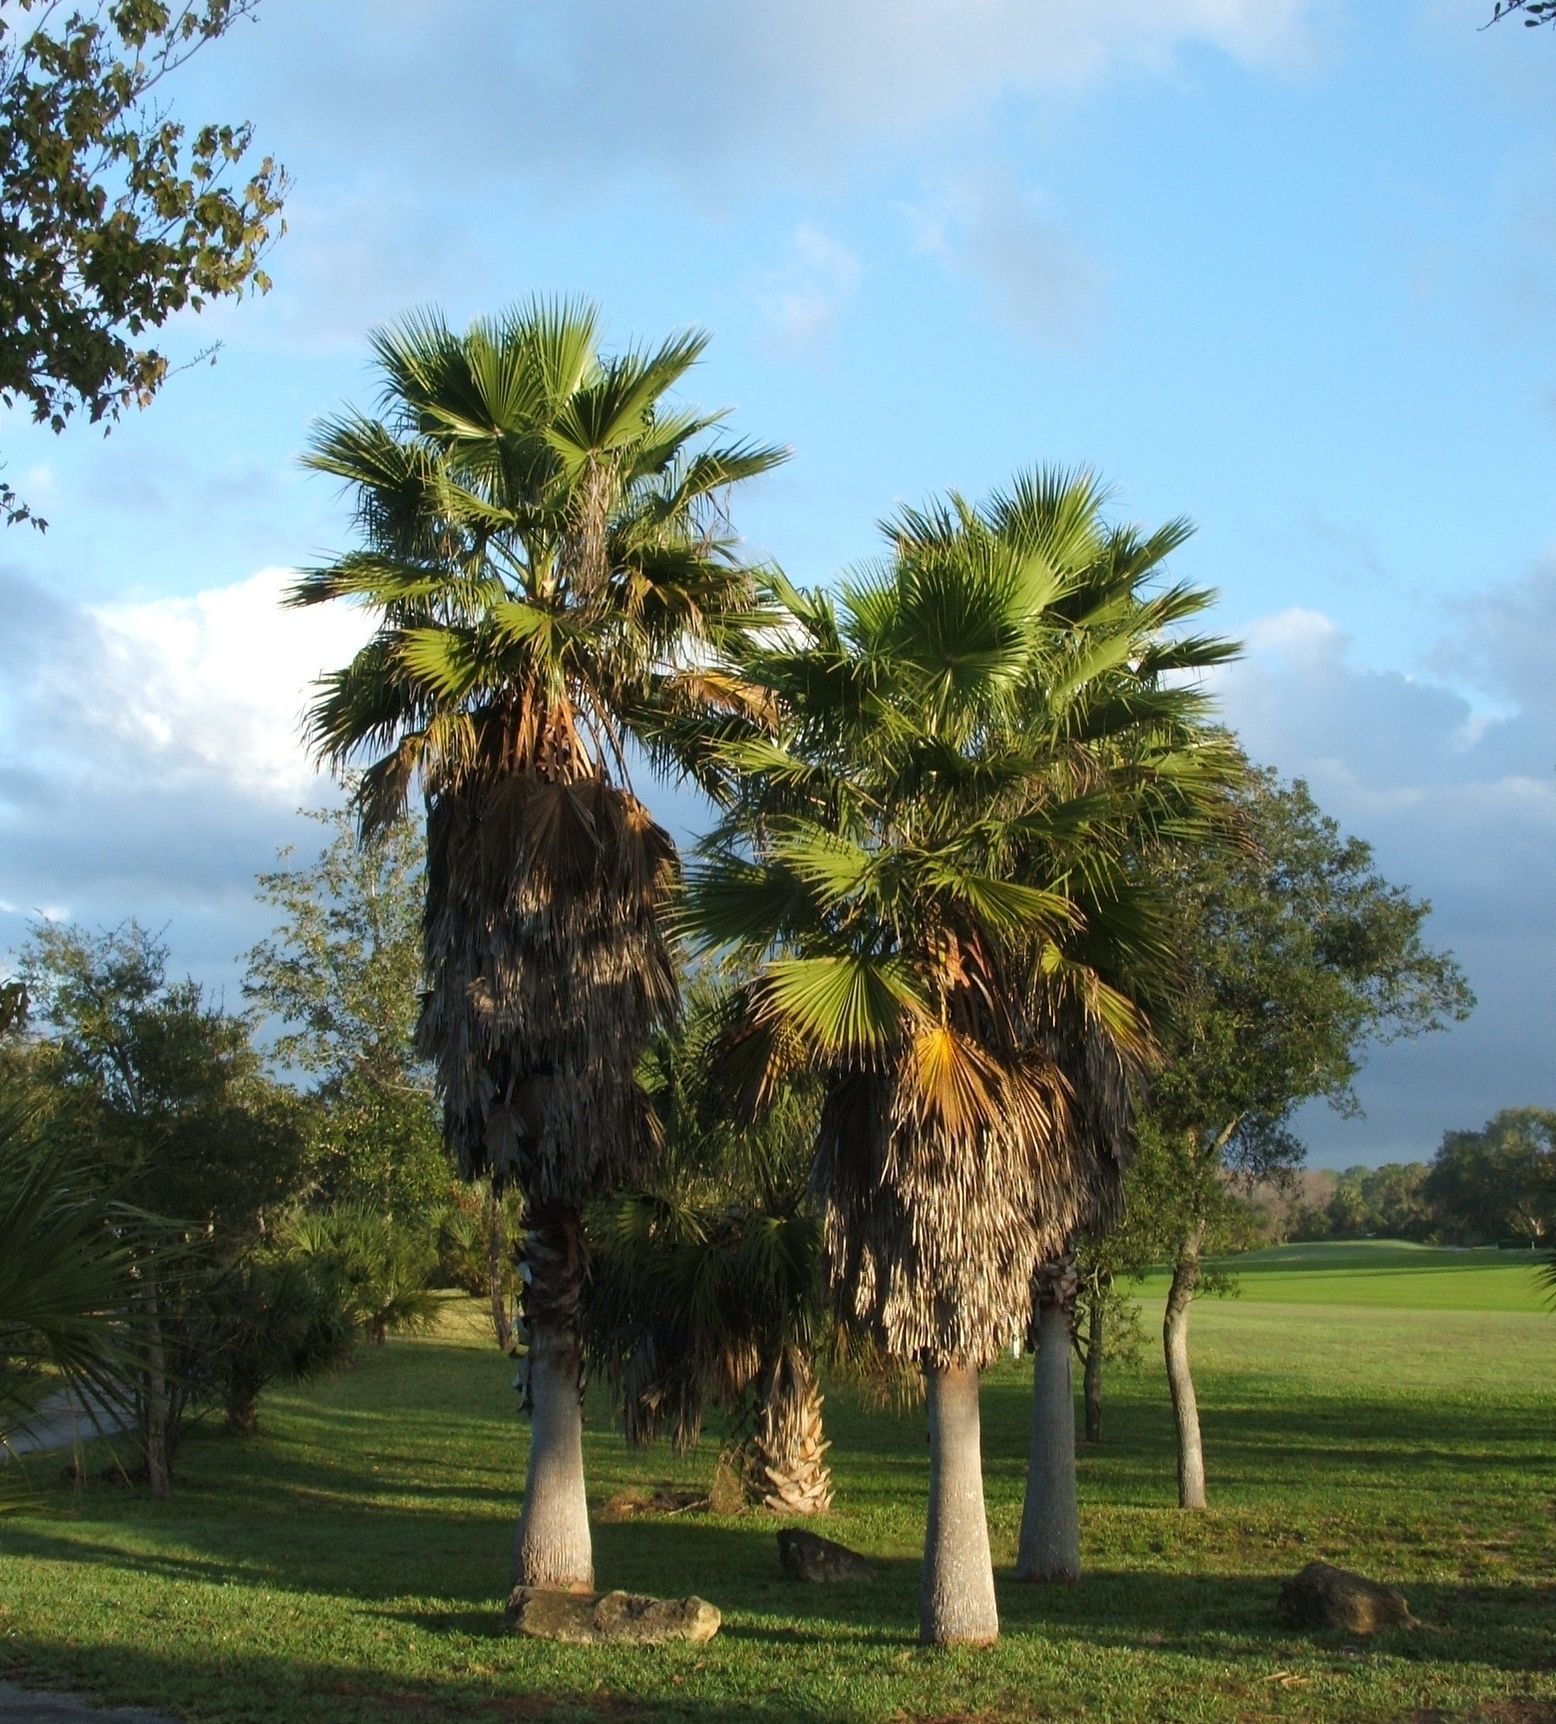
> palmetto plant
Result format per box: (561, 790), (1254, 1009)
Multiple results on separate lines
(0, 1103), (166, 1459)
(291, 299), (784, 1589)
(587, 976), (832, 1515)
(682, 469), (1237, 1644)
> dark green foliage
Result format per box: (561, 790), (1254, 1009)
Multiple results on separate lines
(0, 1101), (172, 1447)
(587, 975), (823, 1456)
(1424, 1108), (1556, 1247)
(193, 1252), (356, 1435)
(0, 0), (286, 526)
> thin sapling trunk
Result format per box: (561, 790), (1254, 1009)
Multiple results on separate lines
(1164, 1219), (1207, 1511)
(1082, 1290), (1105, 1446)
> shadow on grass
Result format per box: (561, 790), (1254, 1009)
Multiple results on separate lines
(1, 1639), (864, 1724)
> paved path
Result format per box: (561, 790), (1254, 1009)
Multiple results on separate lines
(0, 1683), (173, 1723)
(2, 1391), (128, 1459)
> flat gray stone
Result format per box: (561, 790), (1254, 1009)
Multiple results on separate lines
(504, 1587), (720, 1645)
(0, 1681), (173, 1722)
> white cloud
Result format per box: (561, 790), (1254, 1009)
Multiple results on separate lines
(757, 226), (861, 351)
(0, 564), (371, 973)
(246, 0), (1328, 193)
(79, 567), (373, 802)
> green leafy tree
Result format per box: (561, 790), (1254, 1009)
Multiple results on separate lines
(291, 299), (784, 1591)
(1425, 1109), (1556, 1246)
(0, 0), (286, 526)
(16, 919), (305, 1496)
(244, 801), (448, 1218)
(1142, 763), (1474, 1509)
(684, 469), (1236, 1645)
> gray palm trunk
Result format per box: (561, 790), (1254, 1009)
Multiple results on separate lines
(1164, 1221), (1208, 1511)
(512, 1208), (593, 1589)
(920, 1363), (999, 1646)
(1016, 1292), (1080, 1582)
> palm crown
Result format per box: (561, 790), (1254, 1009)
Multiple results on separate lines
(684, 468), (1240, 1369)
(291, 300), (786, 1201)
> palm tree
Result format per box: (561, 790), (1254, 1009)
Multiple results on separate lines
(290, 300), (784, 1590)
(587, 974), (832, 1514)
(682, 469), (1237, 1645)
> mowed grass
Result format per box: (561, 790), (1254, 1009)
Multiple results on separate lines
(0, 1243), (1552, 1724)
(1139, 1239), (1554, 1313)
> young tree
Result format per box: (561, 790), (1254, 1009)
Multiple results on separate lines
(685, 469), (1236, 1644)
(0, 0), (286, 526)
(244, 802), (448, 1218)
(1142, 764), (1474, 1509)
(16, 920), (304, 1496)
(292, 300), (784, 1591)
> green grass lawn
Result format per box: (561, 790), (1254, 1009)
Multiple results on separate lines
(1, 1242), (1553, 1723)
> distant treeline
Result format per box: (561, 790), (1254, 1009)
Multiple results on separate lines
(1244, 1107), (1555, 1249)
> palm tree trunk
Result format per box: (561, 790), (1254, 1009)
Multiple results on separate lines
(512, 1203), (592, 1590)
(920, 1362), (998, 1647)
(1016, 1269), (1079, 1583)
(1082, 1292), (1105, 1445)
(752, 1345), (833, 1515)
(1164, 1220), (1207, 1511)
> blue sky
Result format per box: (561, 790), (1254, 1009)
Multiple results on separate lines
(2, 0), (1552, 1166)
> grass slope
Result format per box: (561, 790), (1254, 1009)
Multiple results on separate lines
(0, 1243), (1552, 1724)
(1161, 1241), (1553, 1313)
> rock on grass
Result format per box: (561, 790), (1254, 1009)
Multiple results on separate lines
(504, 1587), (721, 1645)
(1276, 1562), (1417, 1634)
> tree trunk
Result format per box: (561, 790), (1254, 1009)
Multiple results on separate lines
(1164, 1221), (1207, 1511)
(920, 1362), (998, 1647)
(1016, 1279), (1080, 1583)
(751, 1345), (832, 1515)
(512, 1204), (592, 1591)
(487, 1186), (514, 1353)
(1082, 1292), (1105, 1446)
(142, 1268), (173, 1501)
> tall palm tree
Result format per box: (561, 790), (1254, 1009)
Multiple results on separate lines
(290, 300), (784, 1590)
(682, 469), (1237, 1644)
